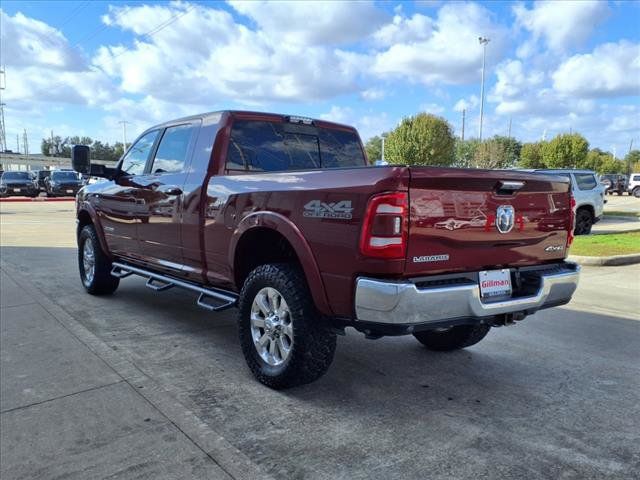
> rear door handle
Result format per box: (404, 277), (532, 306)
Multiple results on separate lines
(157, 185), (183, 196)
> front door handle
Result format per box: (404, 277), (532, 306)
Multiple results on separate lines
(157, 185), (183, 196)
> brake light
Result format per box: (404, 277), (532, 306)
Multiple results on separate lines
(567, 194), (576, 248)
(359, 192), (408, 259)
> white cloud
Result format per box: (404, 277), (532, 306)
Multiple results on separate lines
(513, 1), (609, 52)
(419, 103), (445, 115)
(360, 87), (386, 101)
(320, 106), (394, 140)
(372, 2), (509, 85)
(228, 0), (387, 46)
(95, 2), (369, 104)
(454, 95), (479, 112)
(373, 13), (433, 46)
(552, 41), (640, 98)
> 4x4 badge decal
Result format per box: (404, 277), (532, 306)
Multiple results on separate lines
(304, 200), (353, 219)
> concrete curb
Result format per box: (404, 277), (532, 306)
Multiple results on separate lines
(568, 253), (640, 266)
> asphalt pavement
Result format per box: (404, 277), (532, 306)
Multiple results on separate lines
(1, 202), (639, 480)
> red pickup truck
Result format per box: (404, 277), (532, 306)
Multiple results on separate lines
(71, 110), (580, 389)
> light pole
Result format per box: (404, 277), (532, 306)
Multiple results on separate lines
(119, 120), (131, 150)
(381, 134), (386, 163)
(478, 36), (490, 142)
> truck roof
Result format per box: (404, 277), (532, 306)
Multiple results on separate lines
(147, 110), (357, 133)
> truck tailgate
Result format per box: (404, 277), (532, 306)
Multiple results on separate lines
(406, 168), (572, 276)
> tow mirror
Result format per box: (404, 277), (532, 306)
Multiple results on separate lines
(71, 145), (91, 174)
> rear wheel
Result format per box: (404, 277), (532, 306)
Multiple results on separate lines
(633, 187), (640, 198)
(574, 208), (593, 235)
(78, 224), (119, 295)
(413, 324), (490, 351)
(238, 263), (336, 389)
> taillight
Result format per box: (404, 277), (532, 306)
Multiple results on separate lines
(359, 192), (408, 259)
(566, 194), (576, 248)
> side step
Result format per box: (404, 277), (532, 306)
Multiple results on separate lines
(111, 262), (238, 312)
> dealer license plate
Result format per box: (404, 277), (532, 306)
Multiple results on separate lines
(66, 189), (74, 193)
(479, 269), (512, 298)
(13, 188), (21, 193)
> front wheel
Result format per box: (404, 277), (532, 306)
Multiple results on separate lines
(633, 188), (640, 198)
(413, 324), (490, 351)
(238, 263), (336, 389)
(78, 224), (119, 295)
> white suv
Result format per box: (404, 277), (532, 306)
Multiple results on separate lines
(535, 169), (605, 235)
(628, 173), (640, 198)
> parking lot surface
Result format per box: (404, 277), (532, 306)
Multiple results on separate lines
(1, 202), (639, 479)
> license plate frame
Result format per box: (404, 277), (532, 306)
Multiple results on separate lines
(479, 269), (512, 298)
(13, 188), (21, 193)
(66, 189), (74, 193)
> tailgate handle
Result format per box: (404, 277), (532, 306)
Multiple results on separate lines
(497, 180), (524, 192)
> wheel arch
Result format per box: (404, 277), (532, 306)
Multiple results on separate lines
(230, 212), (332, 316)
(77, 204), (111, 258)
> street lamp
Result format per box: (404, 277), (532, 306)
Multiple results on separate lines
(478, 36), (490, 142)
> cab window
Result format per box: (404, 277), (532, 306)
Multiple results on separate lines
(150, 124), (196, 174)
(121, 130), (159, 175)
(574, 173), (597, 190)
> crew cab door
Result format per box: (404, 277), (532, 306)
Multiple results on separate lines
(134, 122), (199, 273)
(97, 129), (160, 258)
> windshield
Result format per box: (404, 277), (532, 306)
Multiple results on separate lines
(51, 171), (79, 181)
(2, 172), (31, 181)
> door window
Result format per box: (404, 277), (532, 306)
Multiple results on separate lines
(574, 173), (597, 190)
(121, 130), (159, 175)
(150, 124), (196, 174)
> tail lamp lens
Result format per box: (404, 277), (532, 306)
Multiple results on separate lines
(359, 192), (408, 259)
(567, 195), (576, 248)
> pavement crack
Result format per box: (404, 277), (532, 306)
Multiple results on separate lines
(0, 380), (124, 415)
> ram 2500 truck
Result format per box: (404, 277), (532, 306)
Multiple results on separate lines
(71, 110), (580, 389)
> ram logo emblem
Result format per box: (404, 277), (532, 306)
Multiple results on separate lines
(495, 205), (515, 234)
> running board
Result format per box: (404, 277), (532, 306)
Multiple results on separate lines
(110, 262), (238, 312)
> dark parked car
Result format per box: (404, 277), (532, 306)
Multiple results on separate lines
(45, 170), (82, 197)
(72, 110), (579, 389)
(34, 170), (52, 192)
(600, 174), (627, 195)
(0, 171), (39, 198)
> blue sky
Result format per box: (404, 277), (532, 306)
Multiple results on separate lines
(1, 1), (638, 156)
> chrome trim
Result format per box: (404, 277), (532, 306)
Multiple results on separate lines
(354, 263), (580, 325)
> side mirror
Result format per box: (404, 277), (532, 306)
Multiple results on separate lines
(71, 145), (91, 174)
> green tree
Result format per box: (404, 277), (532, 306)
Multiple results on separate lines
(385, 113), (455, 166)
(599, 156), (625, 174)
(364, 135), (382, 164)
(519, 142), (546, 168)
(624, 149), (640, 175)
(473, 138), (511, 169)
(541, 133), (589, 168)
(454, 138), (480, 168)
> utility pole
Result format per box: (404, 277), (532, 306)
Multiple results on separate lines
(22, 129), (29, 156)
(16, 134), (19, 153)
(626, 139), (634, 176)
(478, 36), (490, 142)
(461, 109), (466, 141)
(118, 120), (131, 150)
(508, 116), (512, 138)
(0, 66), (6, 152)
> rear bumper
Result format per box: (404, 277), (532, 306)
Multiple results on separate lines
(354, 262), (580, 327)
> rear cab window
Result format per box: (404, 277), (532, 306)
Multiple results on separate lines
(225, 120), (365, 172)
(574, 173), (597, 190)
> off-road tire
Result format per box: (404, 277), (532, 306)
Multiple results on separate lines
(633, 187), (640, 198)
(78, 224), (119, 295)
(413, 324), (491, 351)
(238, 263), (337, 389)
(574, 208), (593, 235)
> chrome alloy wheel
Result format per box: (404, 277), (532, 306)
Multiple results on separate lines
(82, 240), (95, 285)
(250, 287), (293, 366)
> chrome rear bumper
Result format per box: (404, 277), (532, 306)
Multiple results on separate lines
(354, 263), (580, 325)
